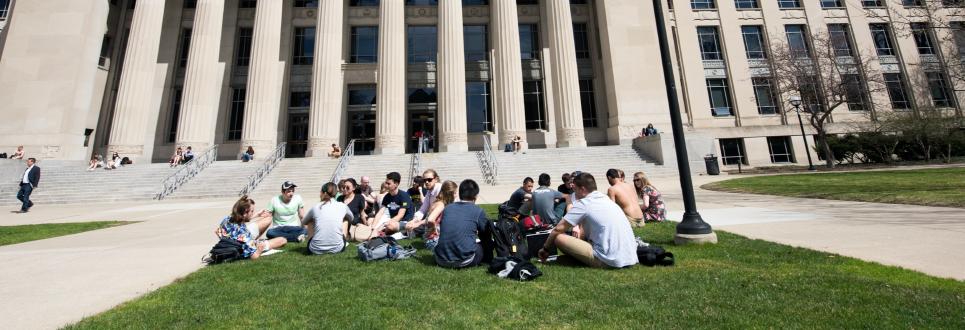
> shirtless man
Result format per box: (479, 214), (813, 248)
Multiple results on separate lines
(605, 169), (645, 227)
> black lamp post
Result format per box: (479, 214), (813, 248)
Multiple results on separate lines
(788, 96), (816, 171)
(652, 0), (717, 244)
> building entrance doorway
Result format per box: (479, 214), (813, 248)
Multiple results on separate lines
(348, 111), (376, 155)
(408, 110), (436, 153)
(286, 112), (308, 157)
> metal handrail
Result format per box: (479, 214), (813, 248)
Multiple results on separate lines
(239, 142), (286, 196)
(408, 136), (425, 186)
(156, 145), (219, 200)
(477, 135), (498, 185)
(329, 139), (357, 183)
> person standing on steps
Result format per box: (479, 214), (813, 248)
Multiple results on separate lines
(16, 158), (40, 213)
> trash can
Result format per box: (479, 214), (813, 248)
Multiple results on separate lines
(704, 155), (720, 175)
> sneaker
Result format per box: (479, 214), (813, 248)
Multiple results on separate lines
(635, 236), (649, 247)
(297, 234), (306, 242)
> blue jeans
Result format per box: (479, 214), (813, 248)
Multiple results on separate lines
(241, 153), (253, 162)
(266, 226), (306, 242)
(17, 183), (34, 211)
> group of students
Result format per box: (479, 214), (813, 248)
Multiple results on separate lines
(168, 146), (196, 167)
(214, 167), (666, 270)
(86, 152), (133, 171)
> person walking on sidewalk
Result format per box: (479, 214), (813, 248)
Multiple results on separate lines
(16, 158), (41, 213)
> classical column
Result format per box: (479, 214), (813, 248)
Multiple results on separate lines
(240, 0), (284, 158)
(307, 0), (345, 157)
(374, 0), (406, 154)
(175, 0), (226, 151)
(107, 0), (166, 162)
(491, 0), (527, 145)
(437, 0), (469, 152)
(545, 0), (587, 148)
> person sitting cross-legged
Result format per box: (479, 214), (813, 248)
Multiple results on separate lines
(301, 182), (354, 254)
(537, 172), (639, 268)
(216, 196), (288, 260)
(373, 172), (414, 238)
(433, 179), (494, 269)
(265, 181), (308, 242)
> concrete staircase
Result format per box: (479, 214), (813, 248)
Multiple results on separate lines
(488, 145), (675, 185)
(165, 160), (265, 200)
(249, 157), (341, 197)
(0, 160), (179, 206)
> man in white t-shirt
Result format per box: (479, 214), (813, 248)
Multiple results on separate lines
(537, 172), (639, 268)
(265, 181), (307, 242)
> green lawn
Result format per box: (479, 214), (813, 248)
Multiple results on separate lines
(0, 221), (131, 247)
(67, 205), (965, 329)
(704, 167), (965, 208)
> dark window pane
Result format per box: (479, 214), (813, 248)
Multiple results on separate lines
(870, 23), (895, 56)
(821, 0), (843, 8)
(707, 78), (733, 116)
(168, 89), (183, 143)
(406, 0), (437, 4)
(911, 22), (935, 55)
(293, 27), (316, 65)
(735, 0), (759, 9)
(290, 91), (311, 108)
(785, 25), (811, 58)
(464, 25), (489, 62)
(741, 25), (766, 59)
(752, 77), (777, 114)
(350, 0), (380, 5)
(227, 88), (246, 141)
(466, 82), (493, 132)
(698, 26), (722, 61)
(719, 138), (747, 165)
(408, 26), (438, 63)
(691, 0), (716, 9)
(778, 0), (801, 8)
(235, 27), (253, 66)
(927, 72), (954, 108)
(519, 24), (540, 60)
(239, 0), (257, 9)
(179, 28), (192, 68)
(351, 26), (379, 63)
(408, 87), (438, 104)
(579, 80), (597, 127)
(523, 81), (547, 129)
(828, 24), (853, 57)
(464, 0), (489, 5)
(294, 0), (318, 8)
(348, 86), (377, 106)
(574, 23), (591, 59)
(883, 73), (910, 110)
(767, 136), (795, 163)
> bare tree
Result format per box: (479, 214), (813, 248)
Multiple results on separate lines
(767, 32), (886, 168)
(868, 0), (965, 113)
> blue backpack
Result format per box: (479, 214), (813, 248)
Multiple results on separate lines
(357, 236), (417, 261)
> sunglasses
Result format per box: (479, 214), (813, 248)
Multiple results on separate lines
(341, 186), (352, 190)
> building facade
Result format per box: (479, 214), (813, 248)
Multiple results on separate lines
(0, 0), (962, 168)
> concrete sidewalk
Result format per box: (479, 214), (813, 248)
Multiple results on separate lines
(1, 172), (963, 329)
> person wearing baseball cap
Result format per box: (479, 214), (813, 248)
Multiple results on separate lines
(265, 180), (307, 242)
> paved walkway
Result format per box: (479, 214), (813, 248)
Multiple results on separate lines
(1, 172), (963, 329)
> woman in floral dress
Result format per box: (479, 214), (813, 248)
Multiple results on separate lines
(633, 172), (666, 222)
(216, 196), (287, 260)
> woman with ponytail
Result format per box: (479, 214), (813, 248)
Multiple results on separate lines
(301, 182), (354, 254)
(216, 196), (288, 260)
(419, 180), (458, 251)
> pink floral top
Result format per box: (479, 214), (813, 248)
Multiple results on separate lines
(640, 186), (667, 222)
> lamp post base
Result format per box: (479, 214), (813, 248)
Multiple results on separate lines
(674, 232), (719, 245)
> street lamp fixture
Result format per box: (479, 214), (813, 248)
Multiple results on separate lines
(788, 95), (816, 171)
(652, 0), (717, 245)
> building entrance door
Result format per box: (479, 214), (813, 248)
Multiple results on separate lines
(348, 111), (376, 155)
(408, 110), (436, 153)
(286, 113), (308, 157)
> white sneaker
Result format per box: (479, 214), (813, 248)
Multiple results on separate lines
(297, 234), (306, 242)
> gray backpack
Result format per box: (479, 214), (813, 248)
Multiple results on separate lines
(357, 236), (417, 261)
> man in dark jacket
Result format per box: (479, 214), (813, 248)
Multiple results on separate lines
(434, 179), (494, 268)
(16, 158), (40, 213)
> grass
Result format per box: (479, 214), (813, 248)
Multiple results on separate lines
(0, 221), (131, 247)
(67, 205), (965, 329)
(704, 167), (965, 208)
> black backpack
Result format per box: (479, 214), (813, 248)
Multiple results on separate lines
(493, 203), (529, 259)
(637, 245), (675, 267)
(203, 237), (246, 264)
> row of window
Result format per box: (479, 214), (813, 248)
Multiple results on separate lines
(719, 137), (796, 165)
(287, 0), (585, 8)
(689, 0), (961, 10)
(186, 23), (591, 69)
(705, 69), (953, 118)
(700, 22), (944, 63)
(170, 78), (599, 143)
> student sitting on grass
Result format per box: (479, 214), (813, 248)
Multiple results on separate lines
(416, 180), (458, 251)
(216, 196), (287, 260)
(374, 172), (414, 238)
(433, 179), (494, 269)
(537, 172), (639, 268)
(301, 182), (354, 254)
(265, 181), (307, 242)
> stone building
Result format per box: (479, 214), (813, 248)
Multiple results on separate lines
(0, 0), (961, 169)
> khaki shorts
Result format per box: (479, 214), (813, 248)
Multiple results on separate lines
(627, 215), (645, 228)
